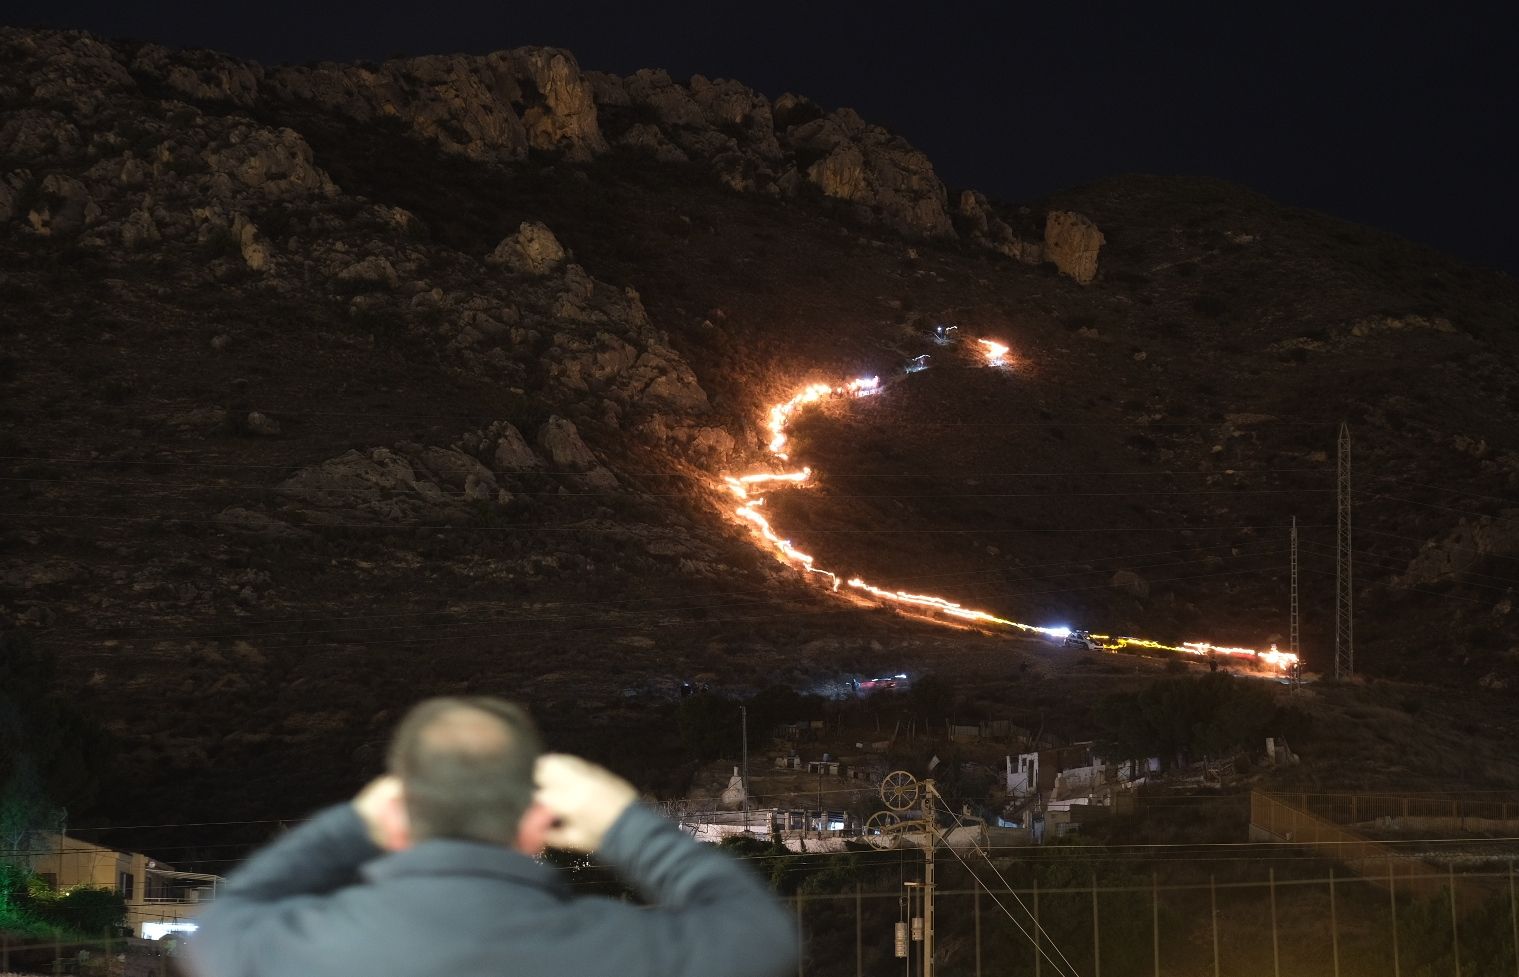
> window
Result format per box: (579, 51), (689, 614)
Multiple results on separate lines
(119, 872), (134, 900)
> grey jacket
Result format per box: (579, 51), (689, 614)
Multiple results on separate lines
(186, 803), (797, 977)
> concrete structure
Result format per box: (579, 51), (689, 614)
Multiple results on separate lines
(1005, 743), (1154, 840)
(23, 832), (221, 938)
(670, 808), (859, 852)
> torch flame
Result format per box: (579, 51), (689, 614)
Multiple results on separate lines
(978, 339), (1010, 366)
(720, 344), (1299, 674)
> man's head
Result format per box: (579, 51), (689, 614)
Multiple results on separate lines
(381, 697), (547, 851)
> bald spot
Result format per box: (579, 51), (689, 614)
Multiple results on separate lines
(417, 705), (513, 758)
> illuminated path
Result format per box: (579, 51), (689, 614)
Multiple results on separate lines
(720, 338), (1300, 674)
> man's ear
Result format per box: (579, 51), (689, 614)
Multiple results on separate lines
(514, 801), (556, 856)
(376, 789), (414, 852)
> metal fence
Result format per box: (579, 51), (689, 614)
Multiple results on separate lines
(787, 864), (1519, 977)
(5, 864), (1518, 977)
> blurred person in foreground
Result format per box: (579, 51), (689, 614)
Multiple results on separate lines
(186, 697), (797, 977)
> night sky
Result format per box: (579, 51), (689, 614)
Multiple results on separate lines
(10, 1), (1515, 275)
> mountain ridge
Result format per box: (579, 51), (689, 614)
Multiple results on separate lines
(3, 25), (1519, 825)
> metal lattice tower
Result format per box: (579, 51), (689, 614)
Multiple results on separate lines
(1290, 516), (1300, 663)
(1334, 423), (1354, 679)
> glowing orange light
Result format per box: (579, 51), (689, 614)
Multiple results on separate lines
(718, 347), (1299, 673)
(978, 339), (1010, 366)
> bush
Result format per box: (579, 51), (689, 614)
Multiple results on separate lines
(35, 886), (125, 933)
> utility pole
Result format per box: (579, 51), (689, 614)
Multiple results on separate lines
(922, 782), (935, 977)
(1290, 516), (1300, 674)
(869, 773), (937, 977)
(1335, 422), (1354, 679)
(740, 705), (749, 833)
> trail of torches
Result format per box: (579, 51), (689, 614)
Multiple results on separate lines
(722, 340), (1300, 673)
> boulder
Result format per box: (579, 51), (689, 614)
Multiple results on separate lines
(623, 69), (706, 128)
(536, 416), (617, 489)
(335, 254), (399, 290)
(120, 208), (160, 249)
(131, 43), (263, 106)
(791, 110), (953, 238)
(499, 48), (607, 160)
(1044, 210), (1104, 283)
(277, 448), (452, 521)
(26, 173), (100, 236)
(1398, 513), (1519, 586)
(413, 445), (498, 497)
(487, 221), (567, 275)
(245, 411), (281, 436)
(0, 175), (18, 223)
(1111, 569), (1149, 599)
(202, 126), (336, 198)
(231, 213), (273, 272)
(618, 123), (689, 163)
(0, 110), (82, 162)
(491, 423), (543, 472)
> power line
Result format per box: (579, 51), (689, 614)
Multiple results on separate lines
(0, 510), (1329, 534)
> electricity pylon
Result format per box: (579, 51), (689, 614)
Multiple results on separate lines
(1290, 515), (1300, 669)
(1335, 423), (1354, 679)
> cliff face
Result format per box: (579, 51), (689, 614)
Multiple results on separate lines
(12, 28), (1105, 268)
(5, 27), (1519, 823)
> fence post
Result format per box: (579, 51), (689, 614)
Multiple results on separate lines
(1389, 857), (1401, 977)
(796, 893), (804, 977)
(856, 883), (863, 977)
(1510, 861), (1519, 977)
(1330, 867), (1340, 977)
(1449, 866), (1461, 977)
(1152, 871), (1160, 977)
(1033, 877), (1041, 977)
(1211, 874), (1221, 977)
(1091, 870), (1100, 977)
(974, 884), (982, 977)
(1269, 867), (1280, 977)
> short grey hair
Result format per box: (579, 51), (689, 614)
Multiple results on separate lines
(386, 697), (543, 845)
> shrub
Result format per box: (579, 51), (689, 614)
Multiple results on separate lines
(35, 886), (125, 933)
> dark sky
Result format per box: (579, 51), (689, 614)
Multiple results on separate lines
(11, 1), (1516, 274)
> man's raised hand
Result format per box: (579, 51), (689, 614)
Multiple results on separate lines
(533, 753), (638, 852)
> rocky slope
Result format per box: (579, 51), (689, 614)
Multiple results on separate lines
(3, 27), (1519, 825)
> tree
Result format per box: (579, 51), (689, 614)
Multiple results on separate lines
(0, 631), (112, 856)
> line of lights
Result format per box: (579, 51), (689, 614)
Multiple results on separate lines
(721, 339), (1300, 673)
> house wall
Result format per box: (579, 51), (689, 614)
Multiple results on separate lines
(29, 833), (211, 936)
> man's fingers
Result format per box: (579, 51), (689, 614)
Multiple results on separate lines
(533, 753), (637, 852)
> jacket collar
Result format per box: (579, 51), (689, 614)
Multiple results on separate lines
(363, 839), (568, 894)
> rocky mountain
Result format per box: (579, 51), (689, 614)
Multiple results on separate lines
(3, 26), (1519, 824)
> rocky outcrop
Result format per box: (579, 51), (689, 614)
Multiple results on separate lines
(276, 436), (523, 522)
(789, 108), (953, 238)
(26, 173), (100, 236)
(957, 191), (1043, 263)
(536, 416), (618, 489)
(201, 126), (337, 199)
(487, 221), (567, 275)
(1397, 513), (1519, 587)
(265, 47), (605, 163)
(1044, 210), (1105, 283)
(129, 42), (264, 106)
(277, 448), (463, 522)
(590, 74), (954, 238)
